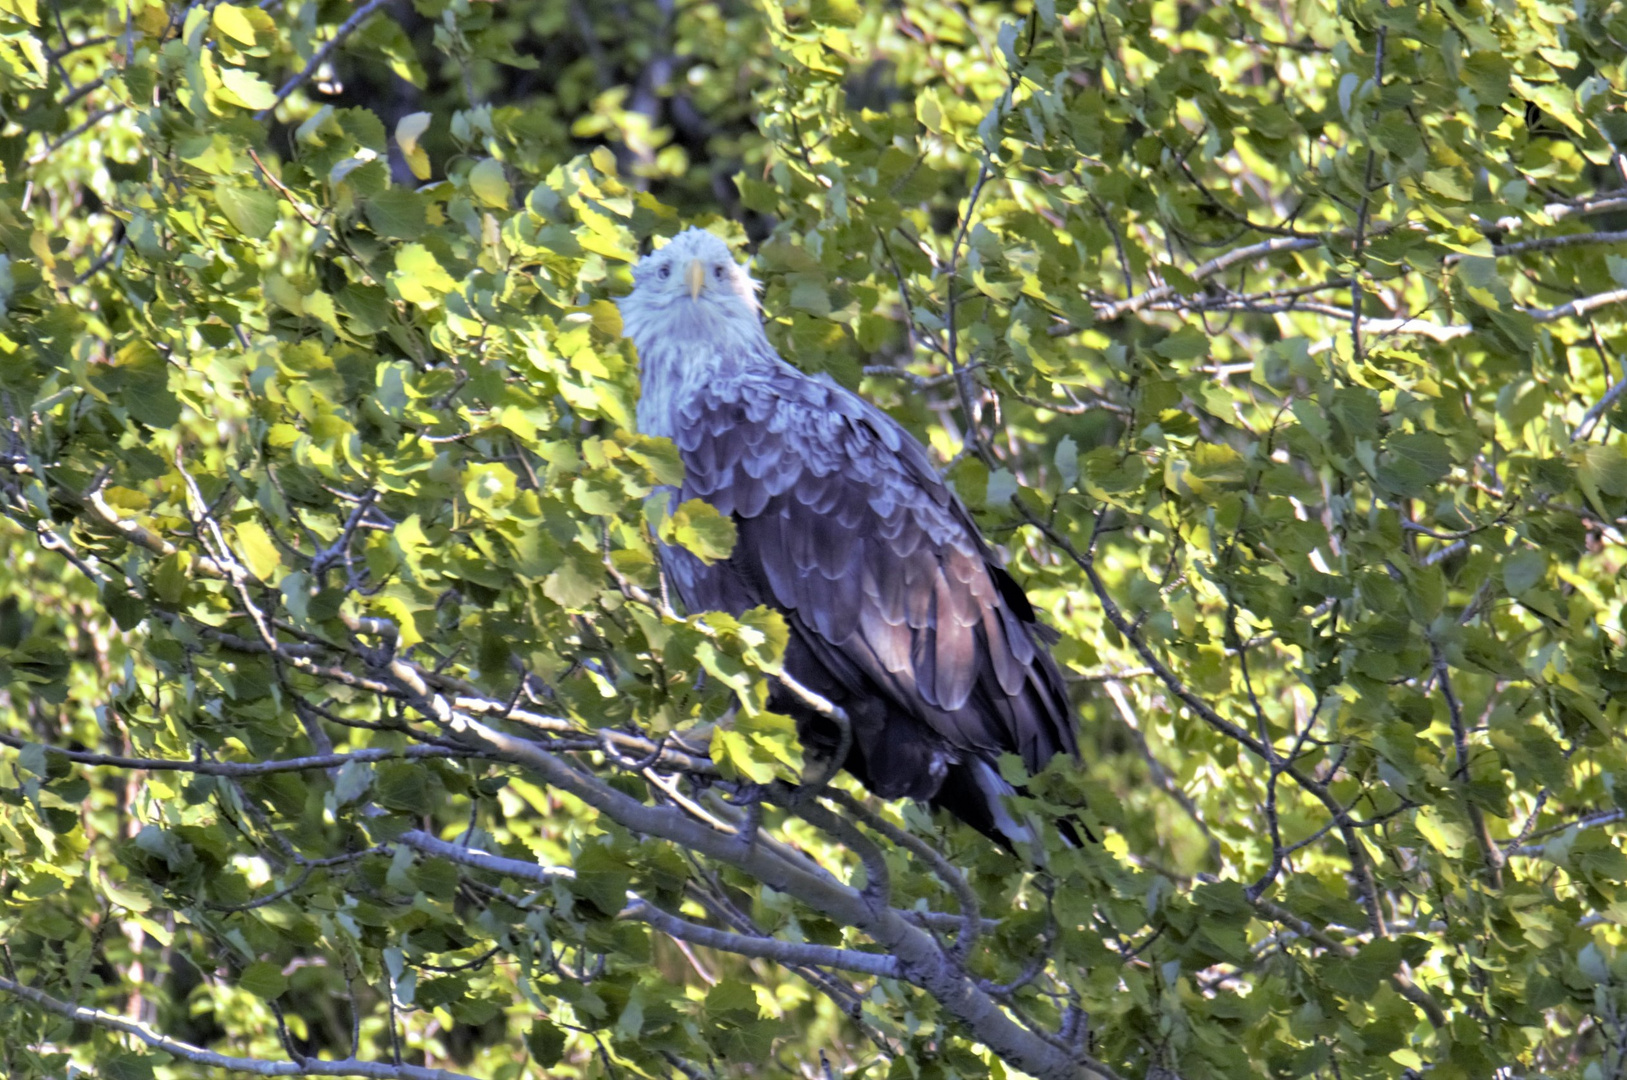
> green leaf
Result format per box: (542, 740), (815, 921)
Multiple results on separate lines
(1322, 939), (1402, 998)
(542, 552), (601, 609)
(104, 1055), (154, 1080)
(464, 462), (517, 513)
(152, 553), (191, 606)
(1580, 445), (1627, 497)
(216, 66), (278, 110)
(526, 1020), (567, 1067)
(238, 961), (288, 999)
(710, 727), (776, 783)
(215, 183), (279, 239)
(810, 0), (861, 25)
(571, 841), (631, 914)
(468, 158), (510, 208)
(375, 762), (431, 813)
(1502, 549), (1546, 596)
(1054, 435), (1078, 491)
(703, 979), (773, 1059)
(364, 187), (426, 240)
(389, 243), (458, 307)
(664, 499), (736, 564)
(1415, 807), (1467, 856)
(1385, 432), (1452, 483)
(234, 519), (283, 581)
(1154, 326), (1208, 361)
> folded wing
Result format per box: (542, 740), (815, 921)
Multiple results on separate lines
(660, 365), (1076, 829)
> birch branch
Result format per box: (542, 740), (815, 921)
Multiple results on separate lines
(0, 975), (474, 1080)
(400, 830), (903, 979)
(0, 732), (477, 776)
(405, 697), (1120, 1080)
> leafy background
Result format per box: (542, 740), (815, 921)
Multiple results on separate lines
(2, 0), (1627, 1078)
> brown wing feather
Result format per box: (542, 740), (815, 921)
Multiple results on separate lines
(661, 367), (1077, 832)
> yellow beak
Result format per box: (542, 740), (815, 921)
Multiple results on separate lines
(686, 258), (706, 300)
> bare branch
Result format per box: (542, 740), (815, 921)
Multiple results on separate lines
(400, 829), (902, 979)
(406, 701), (1115, 1080)
(28, 105), (126, 164)
(1524, 286), (1627, 322)
(1094, 235), (1326, 321)
(1509, 809), (1626, 858)
(0, 974), (475, 1080)
(1573, 368), (1627, 441)
(0, 732), (477, 776)
(1350, 26), (1388, 363)
(1431, 644), (1503, 888)
(1491, 229), (1627, 259)
(257, 0), (395, 120)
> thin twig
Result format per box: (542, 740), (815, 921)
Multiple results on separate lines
(257, 0), (395, 120)
(28, 105), (125, 164)
(1349, 27), (1387, 363)
(0, 732), (477, 776)
(1432, 643), (1503, 887)
(0, 974), (474, 1080)
(248, 148), (322, 227)
(1573, 366), (1627, 440)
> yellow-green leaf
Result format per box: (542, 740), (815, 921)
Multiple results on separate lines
(663, 499), (736, 564)
(389, 243), (458, 307)
(234, 520), (283, 581)
(396, 111), (432, 180)
(215, 66), (278, 110)
(212, 3), (258, 45)
(468, 158), (510, 208)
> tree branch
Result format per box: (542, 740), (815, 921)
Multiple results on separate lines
(0, 974), (474, 1080)
(0, 732), (477, 776)
(257, 0), (395, 120)
(1349, 26), (1387, 363)
(1431, 643), (1503, 888)
(400, 829), (900, 978)
(405, 701), (1115, 1080)
(1492, 229), (1627, 258)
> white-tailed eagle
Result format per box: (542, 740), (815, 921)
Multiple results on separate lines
(619, 228), (1078, 847)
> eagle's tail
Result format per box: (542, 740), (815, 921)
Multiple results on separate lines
(933, 760), (1094, 855)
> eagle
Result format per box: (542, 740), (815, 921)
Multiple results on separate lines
(619, 228), (1078, 848)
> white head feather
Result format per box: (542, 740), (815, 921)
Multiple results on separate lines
(619, 228), (776, 438)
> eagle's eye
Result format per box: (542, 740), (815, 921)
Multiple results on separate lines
(713, 264), (726, 281)
(657, 264), (671, 281)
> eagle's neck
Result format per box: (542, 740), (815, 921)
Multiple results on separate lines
(629, 317), (779, 440)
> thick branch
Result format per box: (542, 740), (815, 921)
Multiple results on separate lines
(408, 698), (1113, 1080)
(400, 830), (901, 978)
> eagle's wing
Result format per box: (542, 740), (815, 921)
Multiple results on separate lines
(661, 362), (1076, 803)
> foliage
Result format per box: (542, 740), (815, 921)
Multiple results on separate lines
(3, 0), (1627, 1078)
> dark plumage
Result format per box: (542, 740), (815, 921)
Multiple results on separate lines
(619, 229), (1078, 847)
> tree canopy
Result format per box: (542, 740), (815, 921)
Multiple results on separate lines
(3, 1), (1627, 1078)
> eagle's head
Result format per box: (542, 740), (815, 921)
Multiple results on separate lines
(619, 228), (761, 345)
